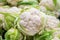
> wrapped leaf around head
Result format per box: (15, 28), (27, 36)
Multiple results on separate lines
(5, 28), (23, 40)
(0, 7), (21, 30)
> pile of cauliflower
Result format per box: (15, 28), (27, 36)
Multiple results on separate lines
(0, 0), (60, 40)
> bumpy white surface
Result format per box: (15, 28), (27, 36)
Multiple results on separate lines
(39, 0), (55, 10)
(8, 7), (20, 14)
(0, 7), (20, 14)
(19, 8), (45, 35)
(52, 30), (60, 40)
(19, 7), (60, 35)
(46, 15), (60, 30)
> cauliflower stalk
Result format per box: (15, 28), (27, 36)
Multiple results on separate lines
(45, 15), (60, 30)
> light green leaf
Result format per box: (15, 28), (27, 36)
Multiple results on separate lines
(53, 0), (57, 6)
(34, 30), (54, 40)
(0, 36), (3, 40)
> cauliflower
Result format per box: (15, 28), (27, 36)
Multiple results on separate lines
(0, 7), (21, 17)
(7, 7), (21, 16)
(45, 15), (60, 30)
(17, 7), (60, 36)
(39, 0), (55, 10)
(0, 6), (59, 37)
(17, 7), (46, 36)
(39, 0), (60, 17)
(51, 29), (60, 40)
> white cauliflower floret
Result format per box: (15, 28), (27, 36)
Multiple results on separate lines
(0, 7), (8, 12)
(18, 8), (45, 36)
(0, 7), (21, 14)
(52, 30), (60, 40)
(45, 15), (60, 30)
(39, 0), (55, 10)
(0, 7), (21, 18)
(7, 7), (20, 14)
